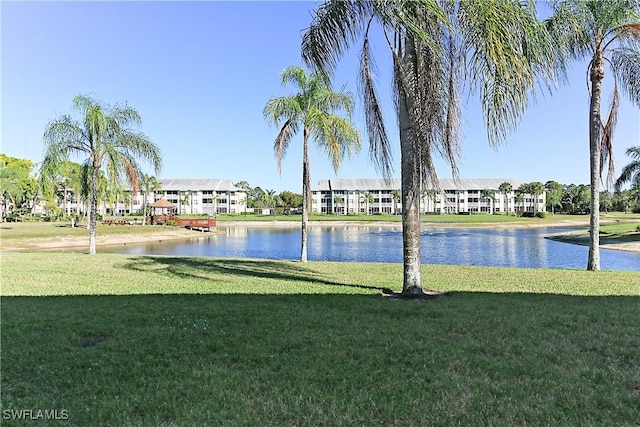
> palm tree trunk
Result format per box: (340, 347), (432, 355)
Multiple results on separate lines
(300, 128), (310, 262)
(89, 162), (98, 255)
(399, 89), (422, 295)
(588, 51), (604, 271)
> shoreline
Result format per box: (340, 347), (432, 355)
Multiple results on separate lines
(1, 219), (638, 253)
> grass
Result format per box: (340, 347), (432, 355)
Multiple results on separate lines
(547, 221), (640, 247)
(1, 252), (639, 426)
(0, 222), (171, 240)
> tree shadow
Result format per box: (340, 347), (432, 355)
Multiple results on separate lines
(120, 256), (391, 293)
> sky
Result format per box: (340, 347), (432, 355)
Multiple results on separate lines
(2, 1), (639, 193)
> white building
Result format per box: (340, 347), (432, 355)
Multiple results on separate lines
(311, 178), (546, 215)
(71, 178), (247, 216)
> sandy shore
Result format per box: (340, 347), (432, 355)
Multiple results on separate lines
(2, 219), (638, 253)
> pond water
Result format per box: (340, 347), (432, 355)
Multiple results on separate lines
(99, 224), (640, 271)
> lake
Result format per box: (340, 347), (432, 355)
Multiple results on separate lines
(99, 224), (640, 271)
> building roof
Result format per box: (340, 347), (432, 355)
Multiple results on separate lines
(313, 178), (526, 191)
(150, 199), (176, 208)
(158, 179), (243, 192)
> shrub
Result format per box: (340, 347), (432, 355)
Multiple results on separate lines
(521, 212), (535, 218)
(536, 212), (547, 219)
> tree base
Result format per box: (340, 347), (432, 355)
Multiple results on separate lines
(381, 288), (448, 301)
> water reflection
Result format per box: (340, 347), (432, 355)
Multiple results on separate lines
(98, 224), (639, 271)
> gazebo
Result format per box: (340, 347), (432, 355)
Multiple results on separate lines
(149, 199), (176, 224)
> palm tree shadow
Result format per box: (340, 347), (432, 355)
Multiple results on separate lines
(120, 256), (390, 292)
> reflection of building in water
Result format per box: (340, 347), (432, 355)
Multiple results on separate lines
(312, 178), (546, 215)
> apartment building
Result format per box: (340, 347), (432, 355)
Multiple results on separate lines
(311, 178), (546, 214)
(90, 179), (247, 216)
(149, 179), (247, 215)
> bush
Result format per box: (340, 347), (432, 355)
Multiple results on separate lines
(521, 212), (535, 218)
(536, 212), (547, 219)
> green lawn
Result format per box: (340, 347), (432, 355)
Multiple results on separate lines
(1, 252), (639, 426)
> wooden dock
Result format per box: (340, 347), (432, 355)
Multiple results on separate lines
(151, 215), (216, 231)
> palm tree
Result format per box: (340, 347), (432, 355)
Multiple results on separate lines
(528, 181), (546, 214)
(616, 146), (640, 212)
(615, 146), (640, 191)
(498, 182), (513, 215)
(40, 94), (161, 254)
(545, 180), (563, 215)
(333, 195), (345, 215)
(140, 174), (161, 226)
(480, 189), (496, 214)
(302, 1), (558, 294)
(391, 189), (402, 214)
(264, 66), (361, 262)
(363, 191), (374, 215)
(546, 0), (640, 270)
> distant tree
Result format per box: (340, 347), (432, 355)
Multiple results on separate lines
(422, 188), (438, 214)
(0, 155), (37, 221)
(546, 0), (640, 270)
(279, 191), (303, 212)
(391, 189), (402, 214)
(528, 182), (546, 214)
(258, 189), (281, 215)
(480, 189), (496, 214)
(362, 191), (375, 215)
(545, 180), (563, 215)
(140, 174), (161, 226)
(599, 190), (613, 213)
(498, 182), (513, 215)
(264, 66), (361, 261)
(180, 192), (190, 215)
(333, 195), (345, 214)
(40, 94), (162, 254)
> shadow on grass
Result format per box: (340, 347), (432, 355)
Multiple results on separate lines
(120, 256), (391, 293)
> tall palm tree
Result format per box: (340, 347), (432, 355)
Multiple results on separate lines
(264, 66), (361, 262)
(140, 174), (161, 226)
(546, 0), (640, 270)
(615, 146), (640, 191)
(333, 194), (345, 214)
(391, 189), (402, 214)
(363, 191), (374, 214)
(498, 182), (513, 215)
(528, 181), (546, 214)
(302, 1), (558, 294)
(40, 94), (161, 254)
(480, 188), (496, 214)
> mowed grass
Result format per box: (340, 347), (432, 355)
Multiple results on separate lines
(1, 252), (639, 426)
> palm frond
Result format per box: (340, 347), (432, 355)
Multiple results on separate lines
(273, 119), (299, 175)
(611, 46), (640, 106)
(302, 0), (370, 81)
(359, 25), (394, 178)
(281, 66), (308, 91)
(263, 97), (302, 126)
(615, 146), (640, 191)
(461, 0), (558, 147)
(600, 80), (619, 187)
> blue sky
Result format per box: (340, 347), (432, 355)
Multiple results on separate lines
(2, 1), (638, 193)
